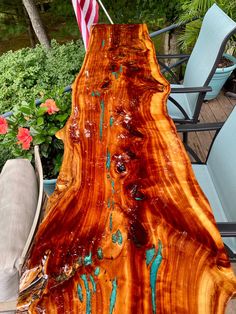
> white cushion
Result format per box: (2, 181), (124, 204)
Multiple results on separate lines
(0, 159), (38, 307)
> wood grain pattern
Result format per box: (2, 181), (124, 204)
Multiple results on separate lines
(17, 24), (236, 314)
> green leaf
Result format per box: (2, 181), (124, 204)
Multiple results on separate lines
(37, 107), (48, 116)
(41, 149), (49, 158)
(40, 143), (49, 158)
(56, 113), (68, 122)
(20, 106), (31, 115)
(21, 100), (29, 107)
(33, 135), (45, 145)
(48, 127), (59, 136)
(37, 117), (44, 126)
(30, 127), (40, 136)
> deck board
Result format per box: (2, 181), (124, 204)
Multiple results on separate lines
(183, 92), (236, 162)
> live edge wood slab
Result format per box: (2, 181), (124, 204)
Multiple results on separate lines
(17, 24), (236, 313)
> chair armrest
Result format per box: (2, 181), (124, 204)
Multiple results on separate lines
(18, 145), (45, 271)
(156, 54), (190, 59)
(177, 122), (223, 133)
(1, 111), (13, 118)
(217, 222), (236, 237)
(171, 86), (212, 93)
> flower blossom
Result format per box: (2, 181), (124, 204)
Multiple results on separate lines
(40, 99), (59, 115)
(17, 127), (33, 150)
(0, 117), (8, 134)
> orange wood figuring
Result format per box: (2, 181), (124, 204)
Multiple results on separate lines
(17, 24), (236, 314)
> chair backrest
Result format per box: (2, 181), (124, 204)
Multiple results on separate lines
(183, 4), (236, 117)
(207, 107), (236, 223)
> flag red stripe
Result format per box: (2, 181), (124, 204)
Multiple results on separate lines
(76, 3), (82, 34)
(85, 1), (93, 24)
(80, 0), (86, 9)
(72, 0), (99, 49)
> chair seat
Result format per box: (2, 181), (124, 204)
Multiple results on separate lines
(192, 164), (236, 253)
(167, 84), (193, 120)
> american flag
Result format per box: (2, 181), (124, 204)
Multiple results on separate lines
(72, 0), (99, 49)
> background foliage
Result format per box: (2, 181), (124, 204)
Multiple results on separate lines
(178, 0), (236, 51)
(0, 39), (85, 113)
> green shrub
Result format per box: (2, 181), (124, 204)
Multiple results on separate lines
(0, 39), (85, 113)
(0, 39), (85, 171)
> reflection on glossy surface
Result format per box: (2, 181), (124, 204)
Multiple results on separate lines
(17, 24), (236, 313)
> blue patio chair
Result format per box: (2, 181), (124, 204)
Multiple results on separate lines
(150, 4), (236, 135)
(177, 107), (236, 260)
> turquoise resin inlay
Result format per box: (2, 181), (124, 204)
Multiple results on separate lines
(109, 278), (117, 314)
(90, 275), (96, 293)
(112, 72), (118, 79)
(106, 149), (111, 170)
(135, 197), (143, 201)
(109, 116), (114, 126)
(97, 247), (103, 259)
(111, 180), (115, 194)
(91, 91), (101, 97)
(77, 283), (83, 302)
(99, 100), (105, 139)
(109, 213), (113, 231)
(102, 39), (105, 47)
(81, 274), (91, 314)
(148, 241), (163, 314)
(94, 267), (100, 276)
(84, 251), (92, 266)
(146, 247), (155, 266)
(112, 230), (123, 245)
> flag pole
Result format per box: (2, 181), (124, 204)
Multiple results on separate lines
(97, 0), (114, 24)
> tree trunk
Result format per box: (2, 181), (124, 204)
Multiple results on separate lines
(164, 31), (181, 82)
(23, 5), (36, 47)
(22, 0), (50, 51)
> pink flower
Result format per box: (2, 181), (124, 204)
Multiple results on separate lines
(0, 117), (8, 134)
(17, 127), (33, 150)
(40, 99), (59, 115)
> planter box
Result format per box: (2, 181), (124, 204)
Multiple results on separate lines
(43, 178), (57, 196)
(205, 54), (236, 100)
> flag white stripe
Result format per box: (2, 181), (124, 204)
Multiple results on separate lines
(80, 13), (88, 46)
(81, 0), (90, 19)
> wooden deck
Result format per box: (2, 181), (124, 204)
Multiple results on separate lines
(180, 92), (236, 162)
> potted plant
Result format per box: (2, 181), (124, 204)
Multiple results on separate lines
(0, 88), (71, 195)
(205, 53), (236, 100)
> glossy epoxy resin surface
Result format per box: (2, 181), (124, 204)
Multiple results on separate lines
(17, 24), (236, 313)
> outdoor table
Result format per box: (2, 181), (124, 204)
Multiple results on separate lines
(17, 24), (236, 314)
